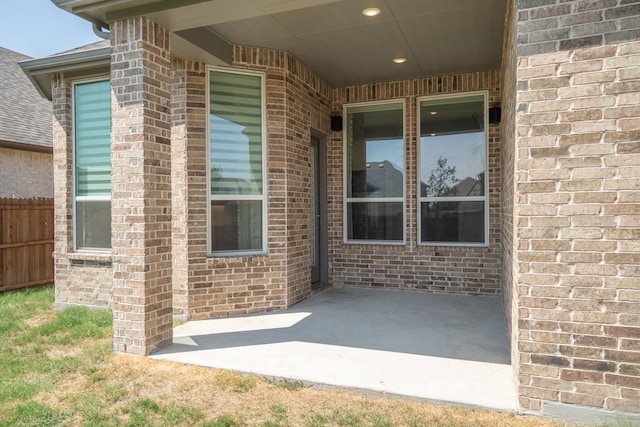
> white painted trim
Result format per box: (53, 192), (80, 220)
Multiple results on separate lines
(344, 239), (406, 246)
(75, 195), (111, 201)
(342, 99), (406, 245)
(416, 91), (489, 248)
(212, 194), (264, 201)
(206, 66), (268, 257)
(71, 76), (111, 253)
(420, 196), (486, 202)
(345, 197), (404, 203)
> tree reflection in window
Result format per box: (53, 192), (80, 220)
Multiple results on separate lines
(422, 156), (457, 197)
(418, 93), (487, 245)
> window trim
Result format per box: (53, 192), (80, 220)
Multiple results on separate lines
(416, 91), (489, 247)
(72, 76), (111, 253)
(343, 99), (407, 245)
(206, 66), (268, 257)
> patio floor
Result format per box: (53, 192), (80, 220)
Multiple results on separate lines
(151, 287), (516, 411)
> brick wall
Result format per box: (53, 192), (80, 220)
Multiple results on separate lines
(281, 53), (333, 306)
(110, 17), (173, 355)
(170, 58), (208, 317)
(51, 75), (113, 311)
(514, 0), (640, 414)
(169, 47), (332, 320)
(192, 48), (292, 318)
(331, 73), (502, 295)
(0, 147), (53, 198)
(501, 0), (521, 397)
(46, 1), (640, 415)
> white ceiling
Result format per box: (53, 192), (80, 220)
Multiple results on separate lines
(204, 0), (506, 87)
(55, 0), (506, 88)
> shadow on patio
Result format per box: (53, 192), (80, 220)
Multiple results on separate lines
(151, 287), (516, 411)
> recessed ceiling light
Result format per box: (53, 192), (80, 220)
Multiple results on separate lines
(393, 57), (407, 64)
(362, 7), (381, 17)
(430, 133), (437, 136)
(430, 111), (438, 115)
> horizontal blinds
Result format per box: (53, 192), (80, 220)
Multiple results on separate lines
(75, 80), (111, 197)
(419, 94), (484, 107)
(210, 70), (263, 196)
(347, 101), (403, 114)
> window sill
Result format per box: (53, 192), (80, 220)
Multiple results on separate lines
(344, 240), (405, 246)
(67, 251), (112, 264)
(207, 254), (270, 268)
(418, 242), (489, 248)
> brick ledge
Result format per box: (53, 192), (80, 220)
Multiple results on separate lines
(67, 252), (112, 264)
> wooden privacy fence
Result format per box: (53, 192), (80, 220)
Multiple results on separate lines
(0, 198), (54, 292)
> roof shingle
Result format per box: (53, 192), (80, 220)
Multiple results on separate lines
(0, 46), (52, 148)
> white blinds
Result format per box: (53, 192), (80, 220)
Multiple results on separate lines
(74, 80), (111, 197)
(209, 70), (263, 196)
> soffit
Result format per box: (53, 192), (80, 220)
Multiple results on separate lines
(199, 0), (505, 87)
(53, 0), (506, 88)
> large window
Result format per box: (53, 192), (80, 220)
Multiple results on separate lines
(345, 101), (404, 243)
(73, 79), (111, 251)
(208, 69), (266, 255)
(418, 92), (488, 246)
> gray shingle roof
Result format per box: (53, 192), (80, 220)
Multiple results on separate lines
(46, 39), (110, 57)
(0, 46), (52, 149)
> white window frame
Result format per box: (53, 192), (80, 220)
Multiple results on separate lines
(343, 99), (406, 245)
(416, 91), (489, 247)
(72, 76), (111, 252)
(206, 66), (268, 257)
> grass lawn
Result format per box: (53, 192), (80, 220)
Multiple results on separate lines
(0, 286), (573, 427)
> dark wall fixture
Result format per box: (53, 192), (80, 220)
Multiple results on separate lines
(331, 115), (343, 132)
(488, 106), (501, 124)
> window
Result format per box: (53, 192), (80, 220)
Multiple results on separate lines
(418, 92), (488, 246)
(208, 68), (266, 255)
(73, 79), (111, 251)
(344, 101), (405, 243)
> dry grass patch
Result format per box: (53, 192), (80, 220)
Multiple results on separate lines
(24, 313), (57, 328)
(43, 354), (572, 427)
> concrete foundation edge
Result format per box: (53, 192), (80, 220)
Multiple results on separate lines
(54, 302), (111, 312)
(542, 401), (640, 425)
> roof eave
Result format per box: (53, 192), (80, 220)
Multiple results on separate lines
(51, 0), (113, 27)
(51, 0), (195, 24)
(19, 47), (111, 100)
(0, 139), (53, 154)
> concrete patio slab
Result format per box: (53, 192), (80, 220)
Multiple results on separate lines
(151, 287), (516, 411)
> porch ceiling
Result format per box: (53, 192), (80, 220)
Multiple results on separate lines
(53, 0), (506, 87)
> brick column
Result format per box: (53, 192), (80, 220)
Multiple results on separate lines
(111, 17), (173, 355)
(51, 75), (74, 302)
(512, 0), (640, 415)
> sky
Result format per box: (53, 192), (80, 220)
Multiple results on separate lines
(0, 0), (101, 58)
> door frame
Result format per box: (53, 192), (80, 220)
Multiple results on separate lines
(311, 130), (328, 285)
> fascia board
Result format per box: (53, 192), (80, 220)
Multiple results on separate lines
(19, 48), (111, 100)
